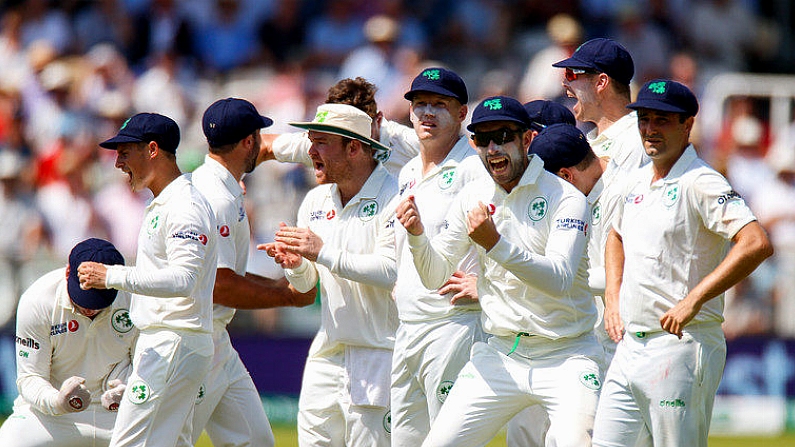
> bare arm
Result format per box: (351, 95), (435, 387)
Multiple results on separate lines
(660, 221), (773, 338)
(256, 134), (279, 166)
(604, 228), (625, 343)
(213, 268), (315, 309)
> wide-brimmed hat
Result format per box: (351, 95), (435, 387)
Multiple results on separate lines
(289, 104), (391, 157)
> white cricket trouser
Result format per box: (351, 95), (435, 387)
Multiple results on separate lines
(592, 323), (726, 447)
(422, 333), (603, 447)
(298, 346), (392, 447)
(0, 404), (116, 447)
(390, 312), (485, 447)
(109, 329), (213, 447)
(191, 328), (274, 447)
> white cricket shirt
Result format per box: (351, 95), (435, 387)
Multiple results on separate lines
(285, 163), (399, 357)
(106, 175), (217, 333)
(407, 155), (596, 338)
(613, 145), (758, 333)
(586, 111), (646, 170)
(392, 136), (489, 322)
(14, 269), (137, 415)
(272, 118), (419, 178)
(191, 156), (248, 329)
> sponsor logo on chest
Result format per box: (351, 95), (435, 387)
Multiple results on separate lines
(51, 320), (79, 336)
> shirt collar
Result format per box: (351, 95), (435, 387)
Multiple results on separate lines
(516, 154), (544, 188)
(588, 111), (638, 146)
(663, 144), (698, 183)
(149, 174), (190, 207)
(203, 155), (243, 197)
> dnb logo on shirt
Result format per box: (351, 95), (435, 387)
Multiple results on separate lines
(528, 197), (548, 221)
(111, 309), (134, 334)
(580, 372), (601, 390)
(438, 169), (455, 190)
(358, 200), (379, 221)
(146, 214), (160, 235)
(663, 183), (680, 207)
(128, 380), (151, 404)
(437, 380), (454, 403)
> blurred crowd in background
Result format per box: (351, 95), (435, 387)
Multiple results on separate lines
(0, 0), (794, 339)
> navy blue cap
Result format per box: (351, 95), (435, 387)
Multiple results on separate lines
(552, 38), (634, 85)
(627, 79), (699, 117)
(529, 123), (591, 173)
(523, 100), (576, 131)
(100, 113), (180, 153)
(202, 98), (273, 147)
(467, 96), (530, 131)
(404, 67), (468, 104)
(68, 238), (125, 310)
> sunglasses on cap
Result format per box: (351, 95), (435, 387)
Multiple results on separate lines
(471, 128), (524, 147)
(564, 67), (600, 82)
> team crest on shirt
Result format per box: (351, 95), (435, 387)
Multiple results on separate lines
(147, 214), (161, 235)
(383, 410), (391, 433)
(436, 380), (455, 403)
(591, 203), (602, 225)
(128, 380), (151, 404)
(528, 197), (548, 221)
(111, 309), (134, 334)
(358, 200), (379, 221)
(438, 169), (456, 190)
(195, 383), (206, 405)
(663, 183), (680, 207)
(579, 372), (601, 390)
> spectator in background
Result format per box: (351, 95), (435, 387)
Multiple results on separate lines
(613, 2), (670, 84)
(257, 0), (306, 69)
(127, 0), (195, 69)
(19, 0), (73, 55)
(304, 0), (365, 74)
(338, 15), (403, 108)
(518, 13), (583, 103)
(193, 0), (261, 74)
(72, 0), (132, 53)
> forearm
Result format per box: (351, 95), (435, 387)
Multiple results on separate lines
(604, 229), (624, 310)
(106, 264), (197, 297)
(214, 270), (316, 308)
(316, 247), (396, 290)
(407, 232), (456, 290)
(17, 375), (62, 415)
(487, 237), (577, 296)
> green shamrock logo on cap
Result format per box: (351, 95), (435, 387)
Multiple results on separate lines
(648, 81), (667, 94)
(483, 98), (503, 110)
(422, 69), (441, 81)
(315, 111), (329, 123)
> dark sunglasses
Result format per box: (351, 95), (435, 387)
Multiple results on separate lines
(471, 128), (523, 147)
(564, 67), (600, 82)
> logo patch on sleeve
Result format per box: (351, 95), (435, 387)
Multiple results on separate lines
(128, 380), (151, 404)
(580, 371), (601, 390)
(436, 380), (455, 403)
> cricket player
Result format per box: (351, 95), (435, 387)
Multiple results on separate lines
(261, 103), (399, 447)
(389, 67), (493, 447)
(0, 238), (136, 447)
(257, 77), (419, 178)
(189, 98), (316, 446)
(78, 113), (218, 447)
(593, 80), (773, 447)
(398, 96), (603, 447)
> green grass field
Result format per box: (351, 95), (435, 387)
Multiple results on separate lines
(194, 426), (795, 446)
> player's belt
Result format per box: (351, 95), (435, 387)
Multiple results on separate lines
(506, 332), (531, 356)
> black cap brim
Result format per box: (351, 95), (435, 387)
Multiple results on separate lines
(99, 134), (144, 149)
